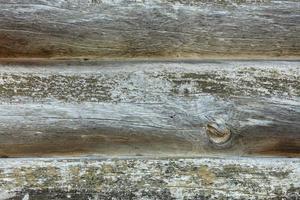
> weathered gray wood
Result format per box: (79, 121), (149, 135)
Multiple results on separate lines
(0, 157), (299, 199)
(1, 0), (299, 199)
(0, 0), (299, 58)
(0, 60), (299, 157)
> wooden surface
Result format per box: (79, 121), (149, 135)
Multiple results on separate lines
(0, 0), (299, 59)
(0, 60), (299, 158)
(0, 0), (299, 199)
(0, 157), (299, 199)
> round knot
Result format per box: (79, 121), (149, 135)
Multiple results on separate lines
(206, 122), (232, 145)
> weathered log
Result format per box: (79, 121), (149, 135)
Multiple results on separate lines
(0, 60), (299, 158)
(0, 0), (299, 59)
(0, 157), (299, 199)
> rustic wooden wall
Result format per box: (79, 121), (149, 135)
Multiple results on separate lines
(0, 0), (299, 199)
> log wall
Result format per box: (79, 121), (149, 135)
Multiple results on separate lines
(0, 0), (299, 199)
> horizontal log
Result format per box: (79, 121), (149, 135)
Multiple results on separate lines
(0, 157), (299, 199)
(0, 0), (299, 58)
(0, 60), (299, 157)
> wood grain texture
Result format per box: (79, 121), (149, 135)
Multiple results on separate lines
(1, 1), (299, 198)
(0, 157), (299, 199)
(0, 60), (299, 158)
(0, 0), (299, 59)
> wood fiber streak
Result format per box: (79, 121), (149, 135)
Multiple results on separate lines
(0, 0), (299, 58)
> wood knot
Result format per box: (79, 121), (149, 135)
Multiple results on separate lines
(206, 122), (232, 145)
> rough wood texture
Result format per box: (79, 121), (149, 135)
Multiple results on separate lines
(1, 0), (299, 199)
(0, 0), (299, 59)
(0, 157), (299, 199)
(0, 60), (299, 158)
